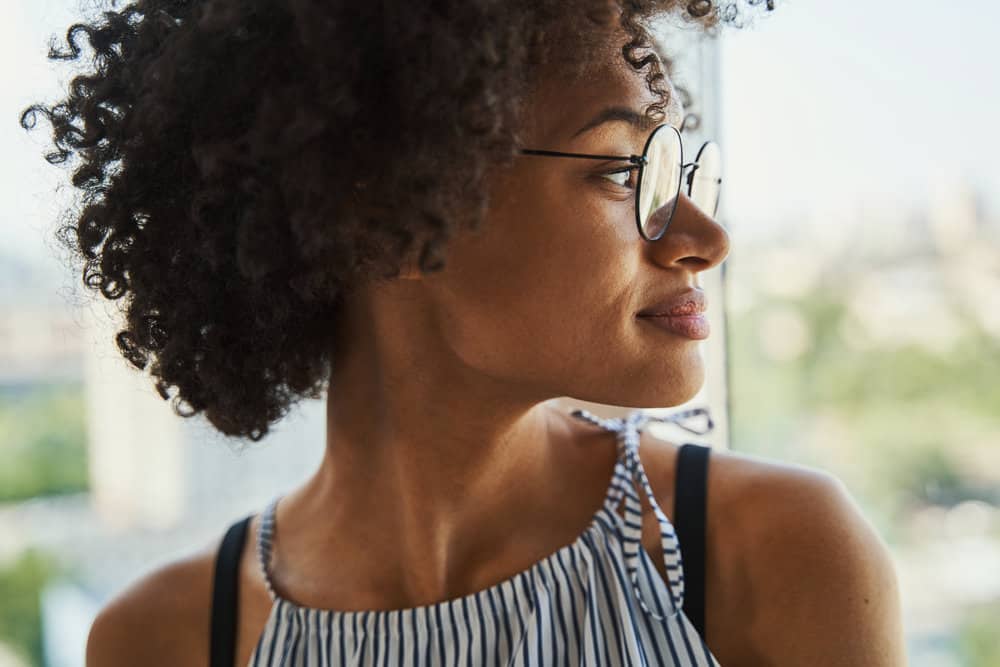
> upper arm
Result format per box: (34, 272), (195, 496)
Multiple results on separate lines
(86, 549), (214, 666)
(743, 470), (907, 666)
(86, 589), (155, 667)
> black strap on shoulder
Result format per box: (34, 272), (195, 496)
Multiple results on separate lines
(210, 514), (253, 667)
(674, 443), (710, 642)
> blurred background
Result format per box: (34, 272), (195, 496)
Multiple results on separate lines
(1, 1), (998, 665)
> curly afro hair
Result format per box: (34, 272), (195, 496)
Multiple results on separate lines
(19, 0), (776, 443)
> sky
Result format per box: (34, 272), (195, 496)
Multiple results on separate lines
(3, 0), (999, 271)
(718, 0), (1000, 231)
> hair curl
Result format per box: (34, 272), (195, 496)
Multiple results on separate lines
(20, 0), (775, 442)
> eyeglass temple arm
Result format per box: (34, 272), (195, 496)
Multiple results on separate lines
(520, 148), (647, 165)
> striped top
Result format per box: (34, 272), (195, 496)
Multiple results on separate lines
(246, 408), (721, 666)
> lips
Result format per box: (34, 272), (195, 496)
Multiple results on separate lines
(639, 313), (710, 339)
(636, 288), (707, 318)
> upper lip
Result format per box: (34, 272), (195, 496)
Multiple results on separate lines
(637, 288), (707, 317)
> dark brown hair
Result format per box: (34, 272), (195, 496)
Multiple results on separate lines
(19, 0), (775, 443)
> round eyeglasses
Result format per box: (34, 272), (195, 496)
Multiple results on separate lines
(520, 124), (721, 241)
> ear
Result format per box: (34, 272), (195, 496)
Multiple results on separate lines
(352, 178), (425, 282)
(397, 252), (422, 280)
(395, 235), (427, 280)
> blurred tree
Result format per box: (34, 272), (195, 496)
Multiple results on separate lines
(0, 549), (62, 666)
(956, 600), (1000, 666)
(730, 281), (1000, 544)
(0, 384), (88, 502)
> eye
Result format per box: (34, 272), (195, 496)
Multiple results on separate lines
(602, 165), (639, 190)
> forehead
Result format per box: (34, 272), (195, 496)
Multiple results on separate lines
(526, 45), (682, 146)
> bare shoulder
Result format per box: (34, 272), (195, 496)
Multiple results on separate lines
(85, 538), (219, 666)
(639, 429), (907, 666)
(730, 454), (907, 665)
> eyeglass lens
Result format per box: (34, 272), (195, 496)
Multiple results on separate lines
(638, 126), (721, 240)
(689, 142), (722, 218)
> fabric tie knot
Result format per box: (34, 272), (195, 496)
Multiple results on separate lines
(568, 406), (714, 622)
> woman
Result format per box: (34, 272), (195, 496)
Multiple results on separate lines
(21, 0), (906, 664)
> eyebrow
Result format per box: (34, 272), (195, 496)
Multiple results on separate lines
(570, 104), (686, 139)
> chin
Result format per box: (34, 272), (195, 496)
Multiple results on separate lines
(560, 349), (706, 410)
(645, 360), (706, 408)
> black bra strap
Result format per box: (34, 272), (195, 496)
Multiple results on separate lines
(674, 443), (711, 642)
(210, 514), (253, 667)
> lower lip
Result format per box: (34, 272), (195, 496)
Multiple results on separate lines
(638, 314), (710, 339)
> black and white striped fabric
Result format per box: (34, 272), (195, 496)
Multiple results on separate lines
(246, 408), (720, 666)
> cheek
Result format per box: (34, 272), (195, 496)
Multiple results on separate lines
(427, 171), (640, 379)
(437, 283), (634, 389)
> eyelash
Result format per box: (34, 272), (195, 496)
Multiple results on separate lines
(601, 165), (640, 190)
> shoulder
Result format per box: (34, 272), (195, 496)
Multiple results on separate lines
(734, 460), (907, 664)
(639, 429), (906, 665)
(85, 538), (219, 666)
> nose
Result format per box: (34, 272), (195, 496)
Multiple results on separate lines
(646, 192), (730, 273)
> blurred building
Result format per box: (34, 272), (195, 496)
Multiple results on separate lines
(0, 252), (83, 386)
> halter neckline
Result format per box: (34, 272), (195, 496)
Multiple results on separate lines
(253, 407), (713, 626)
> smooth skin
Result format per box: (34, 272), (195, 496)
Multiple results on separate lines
(86, 21), (906, 667)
